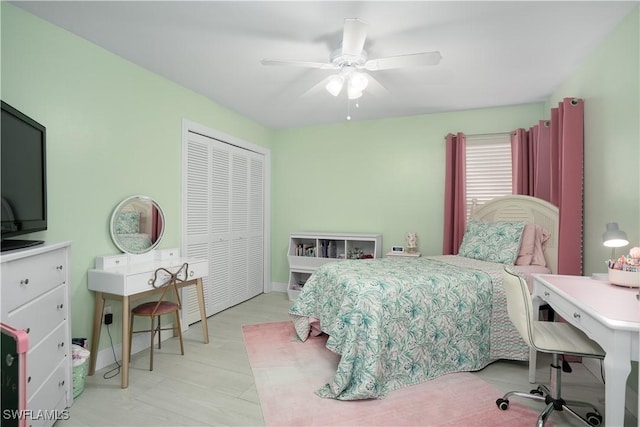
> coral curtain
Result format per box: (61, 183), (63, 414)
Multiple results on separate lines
(442, 132), (466, 255)
(511, 98), (584, 274)
(151, 206), (162, 242)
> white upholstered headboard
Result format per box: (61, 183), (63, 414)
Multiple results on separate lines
(472, 195), (559, 274)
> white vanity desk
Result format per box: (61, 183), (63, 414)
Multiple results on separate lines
(87, 248), (209, 389)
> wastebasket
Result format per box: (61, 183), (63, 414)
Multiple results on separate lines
(71, 344), (90, 399)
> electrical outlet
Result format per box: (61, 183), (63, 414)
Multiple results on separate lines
(103, 306), (113, 325)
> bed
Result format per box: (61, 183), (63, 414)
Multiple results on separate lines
(288, 195), (559, 400)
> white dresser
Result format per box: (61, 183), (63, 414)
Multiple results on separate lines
(1, 242), (72, 426)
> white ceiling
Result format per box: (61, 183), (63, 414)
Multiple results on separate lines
(12, 1), (638, 129)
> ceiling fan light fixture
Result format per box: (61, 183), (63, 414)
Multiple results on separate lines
(349, 71), (369, 92)
(347, 87), (363, 100)
(326, 75), (344, 96)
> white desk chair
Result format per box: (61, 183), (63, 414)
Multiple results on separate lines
(496, 267), (605, 426)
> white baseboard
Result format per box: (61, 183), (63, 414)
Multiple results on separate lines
(93, 328), (173, 372)
(270, 281), (288, 293)
(583, 357), (638, 419)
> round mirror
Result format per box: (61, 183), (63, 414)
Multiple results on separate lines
(110, 195), (165, 254)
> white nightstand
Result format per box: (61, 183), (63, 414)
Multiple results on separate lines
(386, 251), (421, 258)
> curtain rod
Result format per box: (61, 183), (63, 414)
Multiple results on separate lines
(444, 131), (511, 140)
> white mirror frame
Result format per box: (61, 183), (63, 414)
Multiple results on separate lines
(109, 195), (165, 254)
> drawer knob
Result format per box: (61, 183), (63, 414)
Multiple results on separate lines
(573, 312), (581, 319)
(57, 303), (64, 310)
(24, 327), (30, 334)
(28, 376), (31, 383)
(544, 291), (550, 297)
(20, 278), (29, 285)
(57, 265), (64, 270)
(58, 342), (65, 349)
(59, 380), (65, 387)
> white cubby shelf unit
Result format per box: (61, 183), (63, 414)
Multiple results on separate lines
(287, 232), (382, 300)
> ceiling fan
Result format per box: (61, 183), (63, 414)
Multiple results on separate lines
(261, 18), (442, 100)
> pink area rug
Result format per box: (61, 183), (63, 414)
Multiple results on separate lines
(242, 321), (540, 426)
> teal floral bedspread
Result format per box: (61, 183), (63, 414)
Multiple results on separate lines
(289, 255), (528, 400)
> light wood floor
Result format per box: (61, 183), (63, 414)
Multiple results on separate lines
(60, 292), (636, 426)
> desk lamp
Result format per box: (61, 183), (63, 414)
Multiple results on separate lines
(602, 222), (629, 259)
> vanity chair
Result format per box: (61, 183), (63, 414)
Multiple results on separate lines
(496, 268), (605, 426)
(87, 195), (210, 388)
(129, 264), (187, 371)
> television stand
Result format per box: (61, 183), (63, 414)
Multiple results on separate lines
(1, 239), (45, 252)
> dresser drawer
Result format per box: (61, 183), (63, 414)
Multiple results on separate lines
(1, 249), (67, 312)
(5, 285), (67, 347)
(538, 285), (578, 321)
(125, 260), (208, 295)
(27, 322), (68, 400)
(28, 361), (70, 427)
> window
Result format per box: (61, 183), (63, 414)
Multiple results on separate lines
(465, 134), (512, 218)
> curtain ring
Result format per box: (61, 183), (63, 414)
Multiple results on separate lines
(544, 120), (550, 128)
(570, 98), (579, 106)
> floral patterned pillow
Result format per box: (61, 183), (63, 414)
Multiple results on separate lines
(458, 220), (526, 265)
(114, 211), (139, 234)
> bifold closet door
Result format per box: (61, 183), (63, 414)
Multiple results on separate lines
(183, 131), (264, 323)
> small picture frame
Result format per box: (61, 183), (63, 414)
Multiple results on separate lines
(391, 246), (405, 253)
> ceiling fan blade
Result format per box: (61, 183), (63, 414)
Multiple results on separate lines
(363, 51), (442, 71)
(261, 59), (337, 70)
(364, 74), (389, 97)
(301, 75), (336, 98)
(341, 18), (369, 56)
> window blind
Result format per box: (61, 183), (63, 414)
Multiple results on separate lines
(465, 135), (512, 217)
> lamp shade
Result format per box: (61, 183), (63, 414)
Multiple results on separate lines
(349, 72), (369, 92)
(602, 222), (629, 248)
(325, 75), (344, 97)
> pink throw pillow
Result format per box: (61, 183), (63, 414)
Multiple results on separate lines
(516, 224), (550, 266)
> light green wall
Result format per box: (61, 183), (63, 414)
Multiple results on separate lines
(271, 5), (640, 284)
(1, 3), (274, 346)
(3, 2), (639, 367)
(271, 105), (544, 283)
(546, 5), (639, 396)
(548, 6), (639, 277)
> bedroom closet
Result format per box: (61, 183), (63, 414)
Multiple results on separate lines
(181, 123), (270, 324)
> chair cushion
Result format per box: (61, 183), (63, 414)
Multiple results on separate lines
(132, 301), (179, 316)
(532, 321), (605, 357)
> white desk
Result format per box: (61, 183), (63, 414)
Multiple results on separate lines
(87, 249), (209, 388)
(531, 274), (640, 427)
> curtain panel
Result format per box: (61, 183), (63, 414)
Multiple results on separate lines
(511, 98), (584, 275)
(442, 132), (466, 255)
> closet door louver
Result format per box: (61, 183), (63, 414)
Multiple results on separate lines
(184, 137), (211, 324)
(184, 131), (264, 323)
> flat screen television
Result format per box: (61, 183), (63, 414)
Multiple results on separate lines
(1, 101), (47, 252)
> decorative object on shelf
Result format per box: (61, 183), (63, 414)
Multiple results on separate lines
(391, 246), (404, 253)
(602, 222), (629, 259)
(406, 232), (417, 253)
(328, 241), (337, 258)
(606, 245), (640, 288)
(347, 247), (364, 259)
